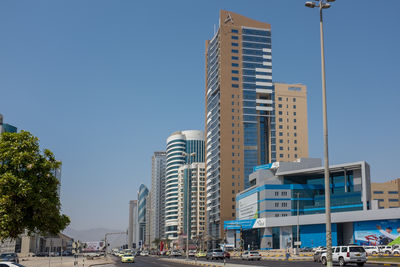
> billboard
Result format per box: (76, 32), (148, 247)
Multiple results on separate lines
(82, 241), (105, 252)
(238, 193), (258, 220)
(354, 219), (400, 246)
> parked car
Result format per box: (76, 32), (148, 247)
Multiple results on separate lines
(206, 249), (224, 260)
(321, 245), (366, 266)
(378, 246), (393, 254)
(195, 251), (207, 258)
(241, 251), (261, 261)
(188, 250), (196, 257)
(301, 247), (313, 252)
(363, 246), (378, 255)
(392, 248), (400, 255)
(170, 250), (182, 257)
(135, 250), (141, 256)
(61, 251), (73, 256)
(0, 253), (19, 263)
(313, 250), (325, 262)
(0, 262), (26, 267)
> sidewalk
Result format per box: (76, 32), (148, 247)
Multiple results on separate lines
(161, 258), (258, 267)
(20, 256), (114, 267)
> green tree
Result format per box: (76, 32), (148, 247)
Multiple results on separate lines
(0, 131), (70, 240)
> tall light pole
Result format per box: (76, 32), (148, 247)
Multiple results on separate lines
(182, 152), (196, 260)
(296, 192), (300, 255)
(305, 1), (334, 266)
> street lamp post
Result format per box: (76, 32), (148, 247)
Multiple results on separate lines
(296, 192), (300, 255)
(182, 152), (196, 260)
(305, 1), (335, 267)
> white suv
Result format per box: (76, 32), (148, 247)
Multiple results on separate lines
(321, 245), (366, 266)
(363, 246), (379, 255)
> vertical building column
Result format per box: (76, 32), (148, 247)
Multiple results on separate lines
(128, 201), (134, 249)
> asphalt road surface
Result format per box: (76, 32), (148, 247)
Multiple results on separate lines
(104, 255), (386, 267)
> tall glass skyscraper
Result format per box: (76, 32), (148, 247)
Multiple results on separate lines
(138, 184), (149, 246)
(205, 10), (275, 244)
(165, 130), (204, 239)
(150, 151), (166, 242)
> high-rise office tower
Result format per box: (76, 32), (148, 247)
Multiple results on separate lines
(138, 184), (148, 247)
(165, 130), (205, 240)
(0, 114), (17, 133)
(274, 83), (309, 161)
(150, 151), (166, 244)
(132, 200), (139, 248)
(205, 10), (275, 243)
(177, 162), (206, 241)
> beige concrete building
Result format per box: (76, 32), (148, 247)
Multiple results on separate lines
(205, 10), (274, 245)
(177, 163), (206, 243)
(371, 178), (400, 209)
(274, 83), (309, 161)
(205, 10), (309, 247)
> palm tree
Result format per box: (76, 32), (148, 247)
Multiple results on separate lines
(152, 238), (161, 250)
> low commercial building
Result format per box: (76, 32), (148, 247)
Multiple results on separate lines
(0, 233), (73, 256)
(371, 178), (400, 209)
(224, 158), (400, 250)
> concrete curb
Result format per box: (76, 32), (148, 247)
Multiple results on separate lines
(88, 260), (115, 266)
(367, 261), (400, 266)
(161, 257), (312, 267)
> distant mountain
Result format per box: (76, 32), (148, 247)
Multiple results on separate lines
(63, 227), (126, 248)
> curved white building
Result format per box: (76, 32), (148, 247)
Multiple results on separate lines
(165, 130), (205, 239)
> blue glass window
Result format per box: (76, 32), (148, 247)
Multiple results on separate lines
(231, 42), (239, 47)
(232, 77), (239, 81)
(232, 56), (239, 60)
(232, 70), (239, 74)
(232, 49), (239, 53)
(231, 35), (238, 40)
(243, 42), (271, 49)
(232, 29), (239, 33)
(242, 28), (270, 36)
(232, 63), (239, 67)
(242, 35), (270, 43)
(232, 84), (239, 88)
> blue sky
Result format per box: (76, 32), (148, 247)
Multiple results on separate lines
(1, 0), (399, 231)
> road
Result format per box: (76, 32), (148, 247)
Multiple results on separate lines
(103, 255), (386, 267)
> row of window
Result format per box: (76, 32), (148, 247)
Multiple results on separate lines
(274, 202), (288, 207)
(278, 104), (297, 109)
(279, 139), (298, 144)
(278, 132), (298, 137)
(279, 146), (298, 152)
(278, 125), (297, 130)
(278, 118), (297, 123)
(279, 111), (297, 116)
(274, 191), (289, 196)
(278, 97), (296, 102)
(279, 153), (299, 158)
(373, 190), (399, 194)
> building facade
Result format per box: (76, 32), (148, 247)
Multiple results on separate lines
(223, 158), (389, 250)
(165, 130), (205, 240)
(138, 184), (149, 247)
(177, 163), (206, 242)
(131, 200), (139, 248)
(205, 10), (276, 245)
(150, 151), (166, 244)
(0, 114), (17, 133)
(274, 83), (308, 162)
(371, 178), (400, 209)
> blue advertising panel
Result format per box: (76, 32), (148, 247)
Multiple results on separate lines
(354, 219), (400, 246)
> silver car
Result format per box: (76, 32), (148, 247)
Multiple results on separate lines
(241, 251), (262, 261)
(206, 249), (224, 260)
